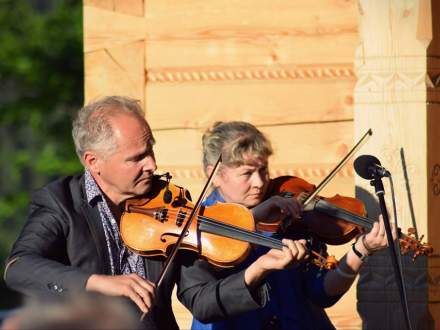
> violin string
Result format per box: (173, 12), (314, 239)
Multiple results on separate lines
(196, 215), (285, 248)
(331, 207), (374, 229)
(186, 213), (331, 263)
(312, 200), (374, 229)
(159, 209), (286, 249)
(313, 203), (421, 251)
(180, 213), (331, 263)
(145, 207), (420, 254)
(198, 216), (285, 249)
(133, 208), (334, 261)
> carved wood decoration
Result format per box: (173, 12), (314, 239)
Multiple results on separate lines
(84, 0), (359, 328)
(354, 0), (440, 327)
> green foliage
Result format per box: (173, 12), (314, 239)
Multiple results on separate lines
(0, 0), (83, 307)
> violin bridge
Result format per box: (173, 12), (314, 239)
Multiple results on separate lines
(153, 208), (168, 223)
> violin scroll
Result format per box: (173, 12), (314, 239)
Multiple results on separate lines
(309, 252), (339, 270)
(399, 228), (433, 261)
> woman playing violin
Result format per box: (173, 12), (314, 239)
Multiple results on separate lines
(191, 121), (395, 330)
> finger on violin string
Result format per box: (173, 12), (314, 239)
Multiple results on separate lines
(285, 200), (302, 219)
(377, 215), (386, 236)
(294, 240), (308, 260)
(288, 240), (307, 263)
(367, 219), (380, 238)
(282, 239), (308, 261)
(282, 239), (297, 258)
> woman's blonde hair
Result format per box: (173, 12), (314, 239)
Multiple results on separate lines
(202, 121), (273, 170)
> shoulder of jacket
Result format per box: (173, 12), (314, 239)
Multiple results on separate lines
(31, 174), (85, 212)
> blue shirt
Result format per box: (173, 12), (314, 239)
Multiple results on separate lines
(192, 189), (340, 330)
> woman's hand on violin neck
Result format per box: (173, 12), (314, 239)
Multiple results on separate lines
(363, 215), (397, 252)
(324, 217), (397, 296)
(244, 239), (308, 289)
(251, 195), (302, 224)
(86, 274), (156, 314)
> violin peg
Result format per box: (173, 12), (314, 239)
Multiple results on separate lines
(407, 227), (416, 235)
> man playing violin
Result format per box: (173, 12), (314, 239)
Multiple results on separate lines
(191, 121), (395, 330)
(4, 96), (310, 330)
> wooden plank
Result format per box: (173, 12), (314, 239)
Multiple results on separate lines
(114, 0), (144, 17)
(85, 41), (145, 104)
(84, 1), (358, 67)
(152, 121), (354, 166)
(265, 122), (354, 164)
(145, 34), (358, 68)
(146, 79), (354, 129)
(83, 1), (144, 18)
(143, 0), (357, 66)
(83, 6), (147, 53)
(145, 0), (357, 34)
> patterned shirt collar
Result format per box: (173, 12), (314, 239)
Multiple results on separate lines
(83, 169), (146, 277)
(84, 170), (102, 206)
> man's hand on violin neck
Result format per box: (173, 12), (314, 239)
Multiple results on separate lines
(86, 274), (156, 313)
(244, 239), (307, 289)
(251, 195), (303, 223)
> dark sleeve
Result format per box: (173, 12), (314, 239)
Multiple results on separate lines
(303, 265), (343, 308)
(176, 255), (269, 323)
(4, 188), (93, 297)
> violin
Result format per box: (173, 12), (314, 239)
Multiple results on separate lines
(257, 175), (433, 259)
(120, 178), (338, 270)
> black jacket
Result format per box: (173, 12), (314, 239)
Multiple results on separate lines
(4, 175), (267, 329)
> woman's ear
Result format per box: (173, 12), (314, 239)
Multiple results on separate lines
(206, 164), (222, 187)
(205, 164), (214, 177)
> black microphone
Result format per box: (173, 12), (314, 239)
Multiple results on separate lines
(354, 155), (390, 179)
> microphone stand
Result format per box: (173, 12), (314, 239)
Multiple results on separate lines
(369, 173), (412, 330)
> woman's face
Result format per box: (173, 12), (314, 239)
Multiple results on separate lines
(215, 155), (270, 208)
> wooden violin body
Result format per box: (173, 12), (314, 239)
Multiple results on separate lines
(121, 179), (254, 267)
(260, 175), (433, 259)
(264, 176), (365, 245)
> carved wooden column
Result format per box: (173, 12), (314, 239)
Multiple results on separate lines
(354, 0), (440, 328)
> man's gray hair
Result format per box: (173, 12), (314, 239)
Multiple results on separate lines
(72, 96), (145, 163)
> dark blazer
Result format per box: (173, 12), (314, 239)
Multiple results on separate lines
(4, 175), (267, 330)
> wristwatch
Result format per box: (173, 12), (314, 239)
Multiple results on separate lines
(352, 238), (368, 261)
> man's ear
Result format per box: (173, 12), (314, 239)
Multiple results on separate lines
(83, 151), (100, 174)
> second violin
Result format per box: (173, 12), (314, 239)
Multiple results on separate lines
(258, 175), (432, 259)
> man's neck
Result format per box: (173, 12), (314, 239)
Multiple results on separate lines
(106, 197), (124, 220)
(89, 171), (125, 209)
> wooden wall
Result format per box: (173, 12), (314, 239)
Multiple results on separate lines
(84, 0), (360, 328)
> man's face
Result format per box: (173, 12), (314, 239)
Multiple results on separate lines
(215, 155), (270, 208)
(89, 113), (157, 204)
